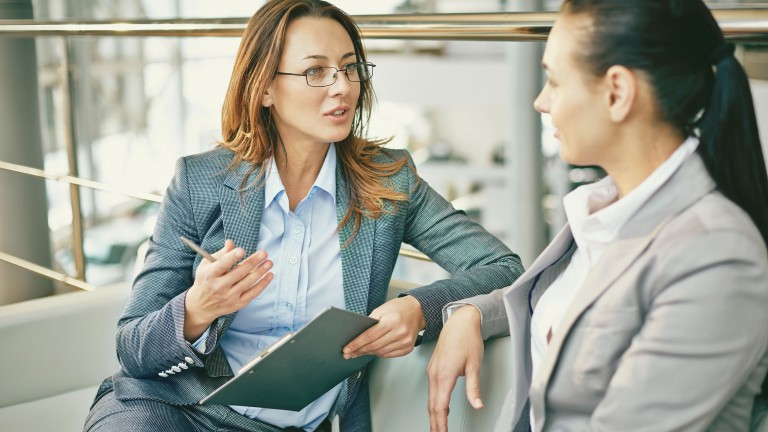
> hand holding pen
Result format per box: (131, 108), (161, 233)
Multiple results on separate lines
(180, 237), (273, 341)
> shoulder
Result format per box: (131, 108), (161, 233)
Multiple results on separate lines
(180, 146), (235, 171)
(175, 146), (236, 185)
(370, 147), (412, 164)
(369, 147), (415, 183)
(650, 190), (767, 282)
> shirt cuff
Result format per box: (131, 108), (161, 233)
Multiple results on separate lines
(188, 327), (211, 353)
(442, 302), (482, 324)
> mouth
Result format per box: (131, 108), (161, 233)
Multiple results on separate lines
(324, 106), (352, 123)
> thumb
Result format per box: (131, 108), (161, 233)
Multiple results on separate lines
(465, 366), (484, 410)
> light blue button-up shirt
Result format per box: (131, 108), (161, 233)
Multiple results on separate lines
(219, 144), (345, 431)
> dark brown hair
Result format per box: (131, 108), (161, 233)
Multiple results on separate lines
(562, 0), (768, 247)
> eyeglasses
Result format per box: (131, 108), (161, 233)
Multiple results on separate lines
(276, 62), (376, 87)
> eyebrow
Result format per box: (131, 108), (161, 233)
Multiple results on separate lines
(301, 52), (356, 62)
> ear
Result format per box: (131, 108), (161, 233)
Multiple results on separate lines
(603, 65), (637, 123)
(261, 82), (274, 108)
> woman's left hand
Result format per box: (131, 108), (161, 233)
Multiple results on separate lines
(343, 295), (426, 359)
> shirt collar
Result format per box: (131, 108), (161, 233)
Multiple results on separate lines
(564, 136), (699, 248)
(263, 143), (337, 208)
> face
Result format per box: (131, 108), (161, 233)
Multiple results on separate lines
(533, 13), (614, 167)
(263, 17), (361, 148)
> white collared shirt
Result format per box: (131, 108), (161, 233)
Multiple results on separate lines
(529, 136), (699, 429)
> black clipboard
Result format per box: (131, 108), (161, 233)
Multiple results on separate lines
(199, 306), (378, 411)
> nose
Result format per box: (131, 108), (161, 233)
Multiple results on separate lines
(328, 69), (352, 96)
(533, 83), (550, 114)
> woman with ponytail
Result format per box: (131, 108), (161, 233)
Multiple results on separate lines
(427, 1), (768, 431)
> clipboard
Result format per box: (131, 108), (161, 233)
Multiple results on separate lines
(199, 306), (378, 411)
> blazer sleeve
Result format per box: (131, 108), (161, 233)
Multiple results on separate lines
(589, 231), (768, 431)
(399, 152), (524, 342)
(443, 288), (513, 341)
(114, 157), (217, 378)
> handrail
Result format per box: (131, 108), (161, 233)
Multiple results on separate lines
(0, 161), (164, 203)
(0, 160), (431, 265)
(0, 251), (96, 292)
(0, 10), (766, 41)
(1, 8), (765, 291)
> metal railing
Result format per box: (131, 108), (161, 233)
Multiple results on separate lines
(0, 9), (767, 290)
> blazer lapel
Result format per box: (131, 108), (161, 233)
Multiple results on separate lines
(335, 163), (374, 315)
(207, 160), (264, 377)
(220, 161), (265, 254)
(530, 153), (718, 426)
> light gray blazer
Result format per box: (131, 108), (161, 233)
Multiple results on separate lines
(466, 153), (768, 432)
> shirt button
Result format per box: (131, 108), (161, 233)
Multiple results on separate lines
(285, 303), (294, 312)
(292, 226), (302, 235)
(289, 257), (298, 265)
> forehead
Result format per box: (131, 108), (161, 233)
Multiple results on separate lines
(543, 13), (592, 72)
(281, 17), (355, 63)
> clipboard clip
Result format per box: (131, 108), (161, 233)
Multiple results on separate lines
(239, 332), (295, 374)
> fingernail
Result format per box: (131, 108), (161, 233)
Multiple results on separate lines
(474, 398), (483, 408)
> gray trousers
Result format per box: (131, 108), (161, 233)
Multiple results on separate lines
(84, 390), (329, 432)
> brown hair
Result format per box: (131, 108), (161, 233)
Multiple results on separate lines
(219, 0), (409, 243)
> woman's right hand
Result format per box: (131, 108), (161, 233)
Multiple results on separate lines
(427, 305), (485, 432)
(183, 239), (273, 341)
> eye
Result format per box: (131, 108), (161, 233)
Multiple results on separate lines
(343, 63), (360, 75)
(305, 67), (325, 77)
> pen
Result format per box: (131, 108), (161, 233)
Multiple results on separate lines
(180, 236), (217, 262)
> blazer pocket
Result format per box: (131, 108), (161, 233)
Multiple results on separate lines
(571, 308), (642, 395)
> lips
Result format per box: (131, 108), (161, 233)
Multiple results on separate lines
(324, 105), (352, 123)
(324, 105), (351, 116)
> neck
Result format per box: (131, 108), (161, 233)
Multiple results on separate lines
(603, 121), (684, 198)
(274, 140), (330, 185)
(273, 140), (331, 211)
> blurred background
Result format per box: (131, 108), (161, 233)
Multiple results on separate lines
(1, 0), (767, 303)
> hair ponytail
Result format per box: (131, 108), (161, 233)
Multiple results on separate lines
(697, 47), (768, 248)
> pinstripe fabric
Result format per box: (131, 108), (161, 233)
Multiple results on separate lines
(87, 146), (523, 432)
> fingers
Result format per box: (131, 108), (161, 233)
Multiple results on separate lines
(206, 245), (248, 276)
(344, 297), (425, 358)
(427, 363), (456, 432)
(210, 239), (234, 261)
(343, 325), (386, 358)
(343, 322), (416, 358)
(221, 250), (271, 289)
(465, 365), (484, 410)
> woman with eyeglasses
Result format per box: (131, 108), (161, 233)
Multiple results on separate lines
(427, 1), (768, 431)
(83, 1), (522, 431)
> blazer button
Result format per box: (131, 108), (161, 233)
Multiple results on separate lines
(171, 365), (182, 373)
(178, 362), (188, 370)
(166, 369), (175, 375)
(185, 356), (195, 365)
(158, 372), (168, 378)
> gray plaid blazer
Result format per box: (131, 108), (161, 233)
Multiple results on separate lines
(98, 146), (522, 431)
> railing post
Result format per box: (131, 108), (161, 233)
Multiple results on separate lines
(0, 0), (54, 304)
(504, 0), (547, 267)
(59, 36), (87, 283)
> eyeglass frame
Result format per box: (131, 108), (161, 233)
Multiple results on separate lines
(275, 62), (376, 87)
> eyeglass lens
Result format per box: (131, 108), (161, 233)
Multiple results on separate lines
(307, 63), (373, 87)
